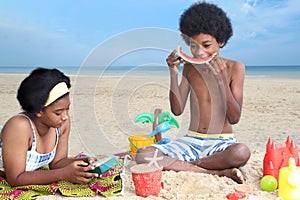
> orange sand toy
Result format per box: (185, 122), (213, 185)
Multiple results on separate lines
(263, 136), (299, 181)
(278, 157), (300, 200)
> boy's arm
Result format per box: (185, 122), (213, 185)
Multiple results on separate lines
(166, 50), (190, 116)
(216, 58), (245, 124)
(169, 64), (190, 116)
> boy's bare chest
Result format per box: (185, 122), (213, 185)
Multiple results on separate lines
(188, 70), (223, 91)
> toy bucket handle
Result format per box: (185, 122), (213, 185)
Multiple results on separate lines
(128, 138), (139, 150)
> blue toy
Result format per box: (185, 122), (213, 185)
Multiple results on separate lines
(89, 155), (117, 174)
(147, 122), (171, 138)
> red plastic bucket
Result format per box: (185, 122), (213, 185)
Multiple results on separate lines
(131, 164), (163, 197)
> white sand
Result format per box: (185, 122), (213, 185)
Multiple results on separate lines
(1, 74), (300, 199)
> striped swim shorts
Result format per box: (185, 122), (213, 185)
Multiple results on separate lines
(152, 131), (237, 162)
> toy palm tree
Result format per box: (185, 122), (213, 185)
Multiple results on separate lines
(134, 109), (179, 142)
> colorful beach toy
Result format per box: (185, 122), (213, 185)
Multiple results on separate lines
(263, 136), (299, 181)
(278, 157), (300, 200)
(260, 175), (277, 192)
(88, 155), (117, 174)
(129, 110), (179, 159)
(146, 122), (171, 138)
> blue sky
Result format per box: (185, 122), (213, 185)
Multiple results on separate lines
(0, 0), (299, 67)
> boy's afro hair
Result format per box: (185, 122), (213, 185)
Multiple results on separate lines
(179, 2), (233, 47)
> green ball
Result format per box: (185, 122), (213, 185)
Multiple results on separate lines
(260, 175), (277, 192)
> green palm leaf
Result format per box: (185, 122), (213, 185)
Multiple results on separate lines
(134, 112), (154, 123)
(158, 112), (179, 128)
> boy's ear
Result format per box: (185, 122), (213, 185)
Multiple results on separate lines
(219, 42), (225, 48)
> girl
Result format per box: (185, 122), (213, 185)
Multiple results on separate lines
(0, 68), (99, 186)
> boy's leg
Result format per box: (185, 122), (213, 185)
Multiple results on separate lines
(135, 145), (247, 183)
(190, 143), (251, 170)
(135, 146), (203, 172)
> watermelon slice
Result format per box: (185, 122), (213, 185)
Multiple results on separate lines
(176, 46), (218, 65)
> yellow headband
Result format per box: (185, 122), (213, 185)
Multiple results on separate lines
(44, 82), (69, 107)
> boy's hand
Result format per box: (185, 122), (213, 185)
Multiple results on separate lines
(211, 55), (228, 82)
(166, 50), (181, 74)
(214, 56), (226, 73)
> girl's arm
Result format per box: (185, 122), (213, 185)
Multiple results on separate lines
(2, 117), (97, 187)
(49, 119), (97, 169)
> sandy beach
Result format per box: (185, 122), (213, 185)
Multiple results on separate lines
(1, 73), (300, 199)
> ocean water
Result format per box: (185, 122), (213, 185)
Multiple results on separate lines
(0, 65), (300, 78)
(245, 65), (300, 78)
(0, 66), (170, 76)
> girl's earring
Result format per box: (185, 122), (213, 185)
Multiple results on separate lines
(35, 111), (43, 118)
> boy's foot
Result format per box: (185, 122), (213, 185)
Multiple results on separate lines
(230, 168), (245, 184)
(221, 168), (244, 184)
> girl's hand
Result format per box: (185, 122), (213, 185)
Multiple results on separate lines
(82, 157), (98, 165)
(63, 160), (99, 184)
(166, 50), (182, 74)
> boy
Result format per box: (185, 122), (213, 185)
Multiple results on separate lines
(136, 2), (251, 183)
